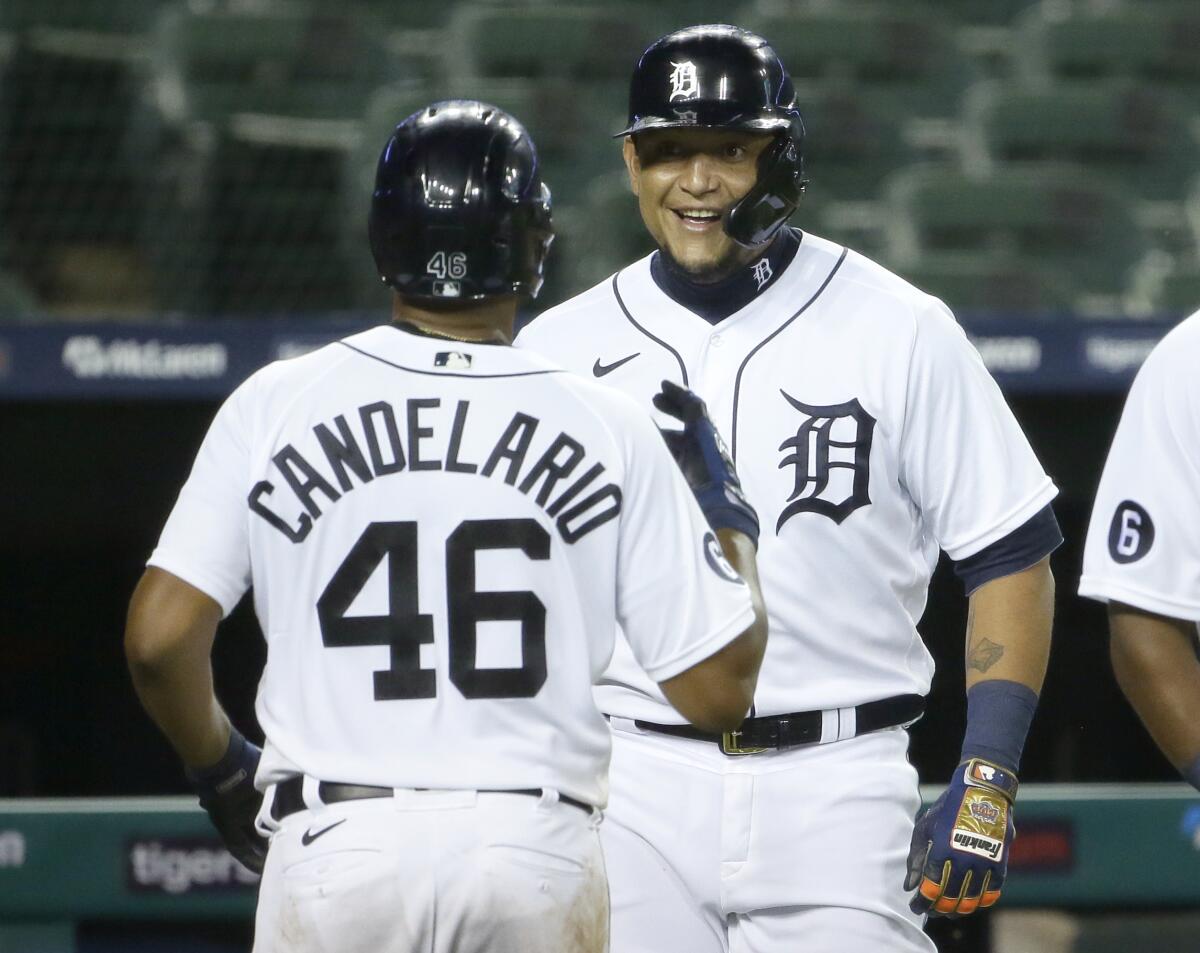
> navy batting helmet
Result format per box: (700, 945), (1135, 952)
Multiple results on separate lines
(369, 100), (554, 302)
(618, 25), (806, 248)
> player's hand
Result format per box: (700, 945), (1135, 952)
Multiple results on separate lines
(653, 380), (760, 547)
(186, 728), (268, 874)
(905, 758), (1018, 917)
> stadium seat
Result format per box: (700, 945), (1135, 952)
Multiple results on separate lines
(0, 0), (165, 300)
(446, 4), (649, 86)
(793, 84), (915, 200)
(897, 252), (1081, 317)
(738, 1), (977, 118)
(961, 80), (1200, 201)
(1015, 2), (1200, 105)
(136, 1), (393, 314)
(881, 164), (1150, 307)
(559, 171), (657, 296)
(0, 270), (40, 320)
(1126, 256), (1200, 320)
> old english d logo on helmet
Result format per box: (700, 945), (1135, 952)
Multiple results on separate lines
(668, 60), (699, 101)
(619, 24), (806, 248)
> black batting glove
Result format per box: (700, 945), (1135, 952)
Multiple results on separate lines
(653, 380), (760, 548)
(186, 728), (268, 875)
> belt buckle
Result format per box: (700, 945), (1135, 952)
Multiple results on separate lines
(720, 729), (768, 756)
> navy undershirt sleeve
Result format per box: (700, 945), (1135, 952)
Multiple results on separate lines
(953, 503), (1063, 594)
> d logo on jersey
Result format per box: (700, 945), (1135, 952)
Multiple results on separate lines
(776, 392), (875, 531)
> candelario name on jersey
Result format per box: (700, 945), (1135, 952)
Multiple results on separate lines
(248, 397), (622, 545)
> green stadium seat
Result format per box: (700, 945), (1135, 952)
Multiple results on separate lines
(446, 4), (650, 85)
(565, 171), (657, 291)
(0, 270), (39, 320)
(1015, 2), (1200, 105)
(881, 164), (1149, 304)
(136, 2), (393, 314)
(0, 0), (166, 294)
(793, 84), (915, 200)
(738, 1), (977, 118)
(897, 252), (1081, 317)
(962, 80), (1200, 202)
(1127, 257), (1200, 320)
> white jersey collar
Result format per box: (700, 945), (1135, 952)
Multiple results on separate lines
(612, 232), (848, 343)
(339, 324), (562, 379)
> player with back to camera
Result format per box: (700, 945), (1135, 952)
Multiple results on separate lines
(517, 25), (1061, 952)
(1080, 309), (1200, 792)
(124, 99), (769, 953)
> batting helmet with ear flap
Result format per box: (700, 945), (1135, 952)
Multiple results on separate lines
(370, 100), (554, 302)
(617, 24), (806, 248)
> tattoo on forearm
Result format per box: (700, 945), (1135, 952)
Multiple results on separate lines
(968, 637), (1005, 673)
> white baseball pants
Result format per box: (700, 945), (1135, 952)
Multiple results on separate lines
(602, 722), (936, 953)
(252, 787), (607, 953)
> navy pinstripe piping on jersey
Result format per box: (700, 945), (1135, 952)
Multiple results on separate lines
(610, 273), (689, 386)
(337, 341), (565, 380)
(729, 247), (848, 462)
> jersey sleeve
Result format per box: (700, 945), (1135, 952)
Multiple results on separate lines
(611, 401), (757, 683)
(1079, 328), (1200, 620)
(899, 299), (1057, 562)
(147, 377), (255, 616)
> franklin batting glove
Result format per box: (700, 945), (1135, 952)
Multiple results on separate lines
(653, 380), (760, 547)
(905, 758), (1018, 917)
(186, 728), (268, 875)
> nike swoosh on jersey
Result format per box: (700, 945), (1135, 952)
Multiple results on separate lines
(301, 819), (347, 846)
(593, 353), (640, 377)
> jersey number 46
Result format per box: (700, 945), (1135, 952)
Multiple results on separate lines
(317, 519), (549, 701)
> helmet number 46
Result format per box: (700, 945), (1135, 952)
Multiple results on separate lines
(426, 251), (468, 280)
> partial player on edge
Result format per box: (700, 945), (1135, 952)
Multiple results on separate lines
(1079, 308), (1200, 789)
(125, 99), (767, 953)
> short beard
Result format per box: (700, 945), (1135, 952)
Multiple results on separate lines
(658, 241), (755, 285)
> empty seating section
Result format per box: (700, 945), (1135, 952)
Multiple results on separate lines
(741, 2), (976, 118)
(0, 0), (1197, 318)
(882, 165), (1149, 313)
(1015, 2), (1200, 102)
(962, 81), (1198, 200)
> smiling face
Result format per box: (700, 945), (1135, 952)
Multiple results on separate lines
(623, 127), (775, 282)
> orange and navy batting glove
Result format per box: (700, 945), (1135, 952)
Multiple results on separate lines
(905, 758), (1018, 917)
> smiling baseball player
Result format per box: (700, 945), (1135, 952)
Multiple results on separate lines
(1080, 309), (1200, 790)
(517, 25), (1062, 952)
(124, 100), (768, 953)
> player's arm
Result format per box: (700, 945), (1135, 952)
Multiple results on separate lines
(907, 544), (1057, 918)
(125, 566), (266, 873)
(649, 381), (767, 732)
(125, 567), (231, 767)
(126, 382), (265, 872)
(1109, 602), (1200, 786)
(964, 554), (1055, 695)
(658, 526), (768, 733)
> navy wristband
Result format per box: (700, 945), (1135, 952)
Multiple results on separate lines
(959, 679), (1038, 773)
(185, 728), (254, 789)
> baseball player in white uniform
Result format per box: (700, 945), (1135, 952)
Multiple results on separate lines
(1080, 309), (1200, 791)
(517, 26), (1061, 952)
(124, 101), (769, 953)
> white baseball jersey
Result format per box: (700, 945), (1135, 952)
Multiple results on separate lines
(1079, 309), (1200, 623)
(517, 233), (1057, 722)
(148, 324), (755, 807)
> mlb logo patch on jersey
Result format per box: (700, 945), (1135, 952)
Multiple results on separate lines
(435, 351), (472, 369)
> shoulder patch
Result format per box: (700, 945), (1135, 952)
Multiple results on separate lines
(1107, 500), (1154, 563)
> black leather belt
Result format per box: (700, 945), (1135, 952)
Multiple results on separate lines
(633, 693), (925, 755)
(271, 777), (591, 820)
